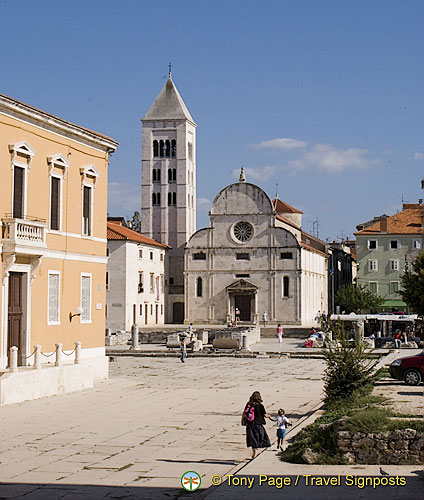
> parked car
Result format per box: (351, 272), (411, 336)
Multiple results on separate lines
(389, 350), (424, 385)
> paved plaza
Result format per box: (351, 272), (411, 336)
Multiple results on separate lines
(0, 356), (325, 499)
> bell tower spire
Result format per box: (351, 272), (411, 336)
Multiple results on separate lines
(141, 73), (197, 323)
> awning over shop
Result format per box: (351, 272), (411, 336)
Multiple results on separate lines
(380, 299), (407, 308)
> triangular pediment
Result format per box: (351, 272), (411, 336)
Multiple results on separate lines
(226, 279), (258, 291)
(142, 76), (195, 124)
(48, 153), (69, 168)
(9, 141), (35, 158)
(80, 165), (99, 178)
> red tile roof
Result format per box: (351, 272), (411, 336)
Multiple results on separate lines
(272, 198), (303, 214)
(355, 206), (423, 235)
(107, 222), (170, 248)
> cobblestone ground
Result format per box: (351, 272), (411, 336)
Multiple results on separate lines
(0, 357), (324, 498)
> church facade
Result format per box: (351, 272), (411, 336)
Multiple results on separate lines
(185, 173), (328, 325)
(141, 73), (196, 323)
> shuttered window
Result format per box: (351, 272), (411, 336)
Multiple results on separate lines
(50, 176), (61, 230)
(81, 275), (91, 322)
(13, 166), (24, 219)
(83, 186), (91, 235)
(48, 273), (60, 324)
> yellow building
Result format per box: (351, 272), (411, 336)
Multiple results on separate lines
(0, 93), (118, 403)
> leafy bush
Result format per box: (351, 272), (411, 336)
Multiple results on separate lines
(344, 407), (391, 433)
(322, 322), (378, 404)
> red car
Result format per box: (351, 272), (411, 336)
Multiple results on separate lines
(389, 350), (424, 385)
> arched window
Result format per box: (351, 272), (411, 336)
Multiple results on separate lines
(157, 193), (161, 205)
(173, 192), (177, 205)
(152, 193), (156, 205)
(168, 192), (172, 206)
(168, 168), (172, 182)
(152, 169), (157, 182)
(157, 169), (161, 182)
(159, 140), (164, 157)
(283, 276), (289, 297)
(196, 277), (203, 297)
(153, 140), (159, 157)
(171, 140), (176, 157)
(172, 168), (176, 181)
(165, 140), (170, 157)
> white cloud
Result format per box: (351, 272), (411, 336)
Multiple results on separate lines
(414, 152), (424, 161)
(251, 137), (308, 151)
(197, 197), (211, 212)
(108, 182), (140, 215)
(289, 144), (378, 173)
(231, 166), (278, 182)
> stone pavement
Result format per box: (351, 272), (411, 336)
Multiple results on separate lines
(0, 356), (325, 499)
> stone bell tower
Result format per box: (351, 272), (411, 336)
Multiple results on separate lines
(141, 70), (196, 323)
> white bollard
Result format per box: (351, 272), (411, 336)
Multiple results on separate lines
(33, 344), (42, 370)
(9, 346), (18, 373)
(55, 343), (63, 367)
(74, 341), (82, 364)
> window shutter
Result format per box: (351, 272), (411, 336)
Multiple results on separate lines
(50, 177), (60, 230)
(81, 276), (91, 321)
(48, 274), (59, 323)
(13, 166), (24, 218)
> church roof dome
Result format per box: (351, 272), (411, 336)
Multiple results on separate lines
(142, 74), (196, 124)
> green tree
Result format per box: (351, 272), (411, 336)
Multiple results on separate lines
(128, 211), (141, 233)
(400, 250), (424, 317)
(322, 322), (377, 403)
(335, 284), (384, 314)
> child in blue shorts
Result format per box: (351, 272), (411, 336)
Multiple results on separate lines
(275, 408), (290, 451)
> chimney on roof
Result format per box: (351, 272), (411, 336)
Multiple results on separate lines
(380, 215), (388, 233)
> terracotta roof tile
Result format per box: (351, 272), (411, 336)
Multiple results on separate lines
(107, 222), (170, 248)
(355, 207), (423, 235)
(272, 198), (303, 214)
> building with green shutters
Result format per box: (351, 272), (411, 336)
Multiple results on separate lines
(355, 202), (423, 312)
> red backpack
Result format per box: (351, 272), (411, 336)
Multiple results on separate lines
(242, 403), (255, 426)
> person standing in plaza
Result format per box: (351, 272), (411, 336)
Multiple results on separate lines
(276, 324), (284, 343)
(262, 311), (268, 327)
(242, 391), (271, 459)
(235, 307), (240, 325)
(180, 338), (187, 363)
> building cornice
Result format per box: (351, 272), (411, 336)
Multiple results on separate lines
(0, 93), (118, 153)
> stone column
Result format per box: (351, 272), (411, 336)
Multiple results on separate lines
(74, 341), (82, 364)
(55, 343), (63, 367)
(131, 324), (140, 350)
(9, 346), (18, 373)
(33, 344), (41, 370)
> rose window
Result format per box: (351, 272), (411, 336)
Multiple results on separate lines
(233, 222), (253, 242)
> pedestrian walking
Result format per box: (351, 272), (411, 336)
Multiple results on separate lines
(272, 409), (291, 451)
(262, 311), (268, 327)
(241, 391), (272, 459)
(180, 339), (187, 363)
(276, 324), (284, 343)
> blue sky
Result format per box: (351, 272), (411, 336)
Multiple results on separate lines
(1, 0), (423, 241)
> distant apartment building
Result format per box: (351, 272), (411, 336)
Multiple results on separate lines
(0, 93), (118, 385)
(355, 201), (424, 311)
(106, 219), (168, 331)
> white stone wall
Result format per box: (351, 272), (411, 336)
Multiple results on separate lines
(107, 240), (166, 331)
(300, 248), (328, 325)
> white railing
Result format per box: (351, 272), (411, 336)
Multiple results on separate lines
(1, 217), (47, 247)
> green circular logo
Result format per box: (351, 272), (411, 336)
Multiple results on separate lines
(181, 471), (201, 491)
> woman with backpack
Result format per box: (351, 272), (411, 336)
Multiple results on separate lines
(241, 391), (272, 459)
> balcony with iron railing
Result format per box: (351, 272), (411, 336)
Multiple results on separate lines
(1, 215), (47, 253)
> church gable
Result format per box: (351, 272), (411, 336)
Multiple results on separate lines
(211, 182), (273, 216)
